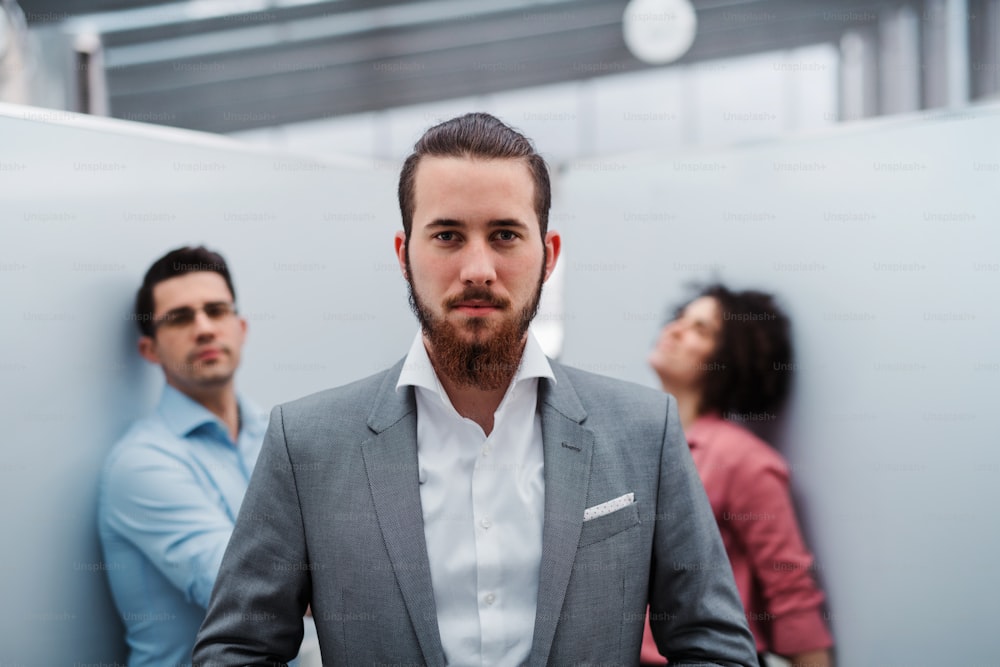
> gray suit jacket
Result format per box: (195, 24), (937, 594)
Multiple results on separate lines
(194, 359), (758, 666)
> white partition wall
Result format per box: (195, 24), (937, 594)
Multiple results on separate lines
(0, 104), (404, 663)
(558, 104), (1000, 666)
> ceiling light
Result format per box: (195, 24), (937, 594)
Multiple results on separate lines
(622, 0), (698, 65)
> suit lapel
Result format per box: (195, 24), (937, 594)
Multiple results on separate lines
(528, 364), (594, 666)
(360, 361), (446, 667)
(359, 359), (594, 666)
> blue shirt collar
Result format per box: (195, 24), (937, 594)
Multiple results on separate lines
(156, 384), (267, 442)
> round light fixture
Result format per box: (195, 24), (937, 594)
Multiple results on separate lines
(622, 0), (698, 65)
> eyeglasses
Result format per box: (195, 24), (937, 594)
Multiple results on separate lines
(153, 302), (237, 332)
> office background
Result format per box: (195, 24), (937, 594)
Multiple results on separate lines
(2, 0), (999, 664)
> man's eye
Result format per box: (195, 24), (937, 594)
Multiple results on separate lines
(205, 303), (233, 318)
(436, 232), (455, 242)
(495, 230), (517, 241)
(157, 309), (195, 328)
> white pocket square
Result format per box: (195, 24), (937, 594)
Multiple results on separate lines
(583, 492), (635, 521)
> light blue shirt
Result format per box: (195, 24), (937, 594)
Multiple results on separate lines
(397, 331), (554, 667)
(98, 384), (267, 667)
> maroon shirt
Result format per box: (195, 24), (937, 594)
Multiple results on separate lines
(641, 414), (833, 661)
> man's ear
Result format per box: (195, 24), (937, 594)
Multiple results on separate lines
(394, 231), (408, 279)
(543, 231), (561, 282)
(137, 336), (159, 365)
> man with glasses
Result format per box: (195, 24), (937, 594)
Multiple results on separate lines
(98, 245), (266, 666)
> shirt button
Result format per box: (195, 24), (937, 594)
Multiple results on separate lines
(485, 593), (496, 605)
(480, 518), (492, 529)
(482, 445), (491, 457)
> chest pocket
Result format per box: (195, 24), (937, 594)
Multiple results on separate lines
(578, 501), (640, 548)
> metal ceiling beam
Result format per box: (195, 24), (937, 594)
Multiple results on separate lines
(48, 0), (898, 132)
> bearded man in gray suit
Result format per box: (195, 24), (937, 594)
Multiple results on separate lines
(194, 113), (758, 667)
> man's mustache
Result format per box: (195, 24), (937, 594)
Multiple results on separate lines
(445, 287), (510, 310)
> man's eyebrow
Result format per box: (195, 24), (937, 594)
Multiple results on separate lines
(487, 219), (529, 230)
(161, 300), (229, 315)
(425, 219), (463, 229)
(424, 218), (530, 230)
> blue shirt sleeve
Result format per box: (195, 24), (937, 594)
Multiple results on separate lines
(102, 441), (236, 608)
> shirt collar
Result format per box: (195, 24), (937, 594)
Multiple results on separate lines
(396, 328), (556, 399)
(157, 383), (267, 441)
(685, 411), (725, 449)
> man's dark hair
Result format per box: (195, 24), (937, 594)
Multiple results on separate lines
(134, 246), (235, 337)
(397, 112), (551, 239)
(677, 283), (793, 417)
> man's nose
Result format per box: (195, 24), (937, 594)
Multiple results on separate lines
(459, 239), (497, 285)
(192, 309), (218, 339)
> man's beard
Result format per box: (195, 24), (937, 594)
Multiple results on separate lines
(405, 250), (546, 391)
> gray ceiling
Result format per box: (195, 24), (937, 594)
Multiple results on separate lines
(40, 0), (985, 133)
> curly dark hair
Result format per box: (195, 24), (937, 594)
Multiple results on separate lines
(674, 284), (794, 417)
(134, 246), (235, 337)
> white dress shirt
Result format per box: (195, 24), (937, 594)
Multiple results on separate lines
(396, 330), (554, 667)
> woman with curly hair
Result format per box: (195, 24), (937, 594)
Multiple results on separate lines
(640, 284), (833, 667)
